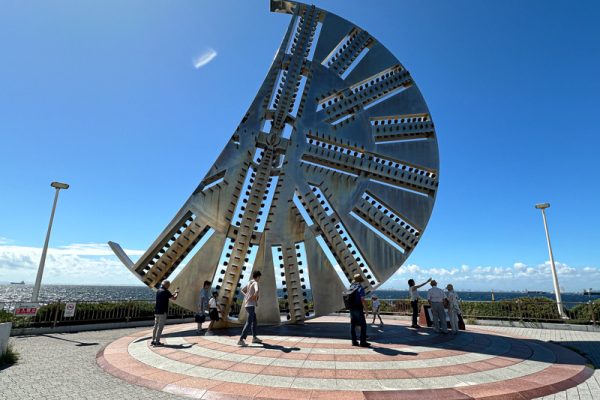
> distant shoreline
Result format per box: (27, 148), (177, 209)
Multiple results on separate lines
(0, 282), (590, 294)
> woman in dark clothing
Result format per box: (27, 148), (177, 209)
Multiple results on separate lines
(408, 277), (431, 328)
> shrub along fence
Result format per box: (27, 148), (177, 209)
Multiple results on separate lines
(0, 300), (194, 329)
(1, 297), (598, 330)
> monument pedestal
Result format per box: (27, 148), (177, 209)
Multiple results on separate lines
(419, 304), (465, 330)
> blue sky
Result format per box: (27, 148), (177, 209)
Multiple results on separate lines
(0, 0), (598, 291)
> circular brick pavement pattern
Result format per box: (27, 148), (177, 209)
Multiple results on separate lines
(97, 317), (593, 399)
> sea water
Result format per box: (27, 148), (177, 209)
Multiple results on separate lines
(1, 284), (597, 304)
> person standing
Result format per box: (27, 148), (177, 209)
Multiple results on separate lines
(197, 280), (211, 334)
(207, 291), (222, 334)
(445, 284), (461, 334)
(427, 280), (448, 334)
(238, 270), (262, 346)
(408, 277), (432, 328)
(369, 295), (384, 325)
(152, 280), (179, 346)
(348, 274), (370, 347)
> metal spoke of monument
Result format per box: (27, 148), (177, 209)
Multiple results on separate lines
(535, 202), (567, 319)
(31, 181), (70, 303)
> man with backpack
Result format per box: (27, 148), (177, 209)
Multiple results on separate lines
(344, 273), (370, 347)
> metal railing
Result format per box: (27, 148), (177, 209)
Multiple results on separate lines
(459, 300), (599, 324)
(0, 300), (194, 329)
(1, 298), (597, 330)
(331, 298), (599, 325)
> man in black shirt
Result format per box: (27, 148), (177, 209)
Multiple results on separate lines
(151, 280), (179, 346)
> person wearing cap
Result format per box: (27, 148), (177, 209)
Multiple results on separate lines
(152, 280), (179, 346)
(348, 273), (370, 347)
(445, 284), (461, 334)
(427, 280), (448, 334)
(368, 295), (383, 325)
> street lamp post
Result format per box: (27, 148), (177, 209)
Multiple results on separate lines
(534, 203), (567, 319)
(31, 182), (69, 302)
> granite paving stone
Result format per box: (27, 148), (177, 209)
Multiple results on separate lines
(2, 318), (599, 399)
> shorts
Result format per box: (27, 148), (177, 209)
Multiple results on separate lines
(209, 308), (220, 321)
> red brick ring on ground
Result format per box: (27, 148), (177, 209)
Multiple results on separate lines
(97, 317), (593, 400)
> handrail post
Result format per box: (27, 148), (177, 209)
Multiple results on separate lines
(52, 300), (61, 329)
(126, 300), (132, 323)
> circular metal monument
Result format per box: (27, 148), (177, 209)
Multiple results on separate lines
(109, 0), (439, 326)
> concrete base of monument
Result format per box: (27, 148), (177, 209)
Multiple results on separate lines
(97, 316), (593, 400)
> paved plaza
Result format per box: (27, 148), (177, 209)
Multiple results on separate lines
(1, 317), (599, 399)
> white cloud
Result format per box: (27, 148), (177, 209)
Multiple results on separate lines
(514, 262), (527, 272)
(193, 48), (217, 69)
(0, 237), (12, 245)
(2, 239), (599, 291)
(0, 243), (144, 285)
(386, 260), (600, 291)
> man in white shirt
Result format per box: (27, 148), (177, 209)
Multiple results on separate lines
(427, 280), (448, 334)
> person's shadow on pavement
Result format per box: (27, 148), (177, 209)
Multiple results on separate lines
(261, 343), (300, 353)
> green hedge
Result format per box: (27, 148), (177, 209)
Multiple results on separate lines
(0, 344), (19, 368)
(0, 309), (14, 323)
(460, 297), (560, 321)
(568, 299), (600, 323)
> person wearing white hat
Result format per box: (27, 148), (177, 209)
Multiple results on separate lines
(445, 284), (461, 334)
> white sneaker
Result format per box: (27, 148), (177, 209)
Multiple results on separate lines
(237, 339), (247, 347)
(252, 337), (263, 344)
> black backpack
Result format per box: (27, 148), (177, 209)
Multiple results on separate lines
(342, 284), (362, 310)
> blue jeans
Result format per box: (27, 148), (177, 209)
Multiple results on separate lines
(350, 309), (367, 344)
(240, 306), (257, 340)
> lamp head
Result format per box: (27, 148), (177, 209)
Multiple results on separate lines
(51, 182), (70, 190)
(535, 203), (550, 210)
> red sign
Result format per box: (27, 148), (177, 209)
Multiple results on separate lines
(15, 303), (40, 317)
